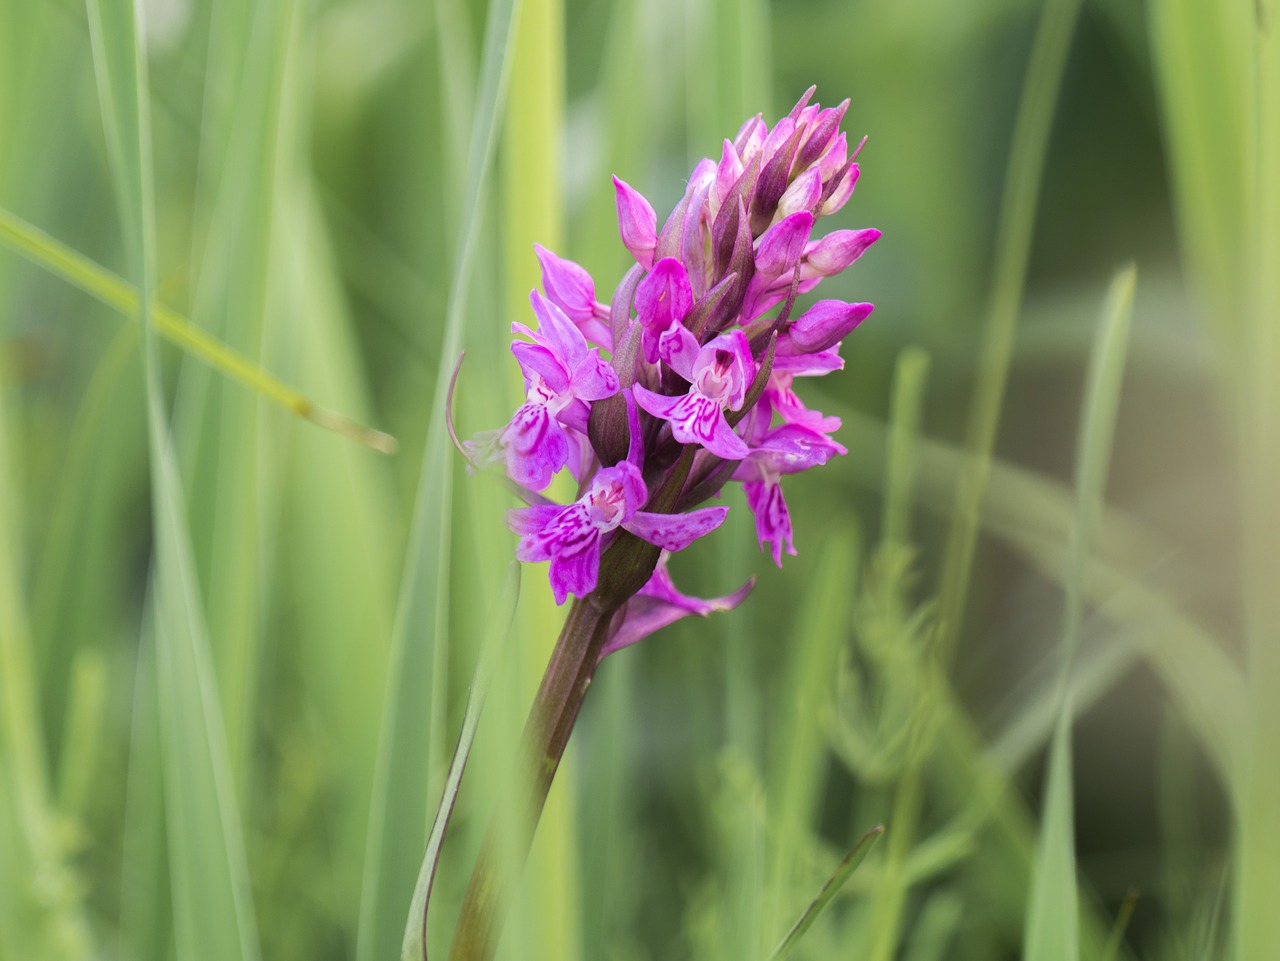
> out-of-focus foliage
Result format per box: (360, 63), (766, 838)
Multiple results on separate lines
(0, 0), (1272, 959)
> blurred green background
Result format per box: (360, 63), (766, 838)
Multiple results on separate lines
(1, 0), (1276, 959)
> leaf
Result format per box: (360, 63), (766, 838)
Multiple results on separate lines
(84, 1), (261, 959)
(1023, 707), (1080, 961)
(765, 825), (884, 961)
(0, 205), (394, 453)
(400, 563), (521, 961)
(354, 0), (522, 959)
(1024, 266), (1136, 961)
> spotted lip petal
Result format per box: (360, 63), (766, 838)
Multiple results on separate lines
(498, 402), (569, 491)
(632, 387), (751, 460)
(505, 458), (727, 605)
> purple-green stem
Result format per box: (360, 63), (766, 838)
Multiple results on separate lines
(445, 450), (695, 960)
(444, 596), (613, 961)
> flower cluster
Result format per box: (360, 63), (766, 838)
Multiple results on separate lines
(461, 88), (878, 640)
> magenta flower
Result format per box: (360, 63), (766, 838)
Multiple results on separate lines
(635, 257), (694, 363)
(632, 327), (754, 460)
(734, 423), (846, 565)
(446, 90), (884, 961)
(461, 85), (880, 610)
(479, 290), (619, 491)
(534, 243), (613, 350)
(508, 457), (728, 605)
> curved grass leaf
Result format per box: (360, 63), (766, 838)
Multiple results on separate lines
(936, 0), (1085, 662)
(355, 1), (522, 959)
(1024, 707), (1079, 961)
(830, 402), (1245, 781)
(400, 563), (521, 960)
(1025, 266), (1135, 961)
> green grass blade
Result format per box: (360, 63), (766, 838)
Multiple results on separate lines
(401, 563), (521, 961)
(1236, 10), (1280, 961)
(768, 529), (860, 943)
(1099, 889), (1139, 961)
(831, 402), (1245, 779)
(0, 320), (96, 961)
(1024, 706), (1080, 961)
(175, 0), (297, 784)
(765, 825), (884, 961)
(1064, 265), (1136, 667)
(936, 0), (1085, 662)
(882, 346), (931, 551)
(0, 205), (395, 453)
(1148, 0), (1253, 360)
(84, 1), (261, 959)
(355, 1), (522, 958)
(1025, 266), (1135, 961)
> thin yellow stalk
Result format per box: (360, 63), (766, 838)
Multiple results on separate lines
(0, 205), (396, 454)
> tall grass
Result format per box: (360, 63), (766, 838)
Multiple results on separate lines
(0, 0), (1272, 959)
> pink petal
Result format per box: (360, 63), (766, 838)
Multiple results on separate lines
(528, 290), (589, 366)
(693, 330), (754, 410)
(547, 536), (603, 604)
(623, 505), (729, 551)
(600, 561), (755, 656)
(819, 162), (859, 217)
(632, 383), (686, 423)
(781, 300), (874, 354)
(771, 349), (844, 376)
(613, 176), (657, 269)
(656, 324), (702, 381)
(534, 244), (597, 325)
(511, 342), (570, 394)
(499, 402), (569, 490)
(507, 503), (566, 536)
(802, 228), (880, 278)
(713, 139), (744, 213)
(743, 479), (795, 567)
(636, 258), (693, 363)
(733, 114), (766, 162)
(755, 211), (814, 278)
(568, 352), (620, 402)
(669, 394), (751, 459)
(734, 423), (846, 479)
(776, 166), (822, 220)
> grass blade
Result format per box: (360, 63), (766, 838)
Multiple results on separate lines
(401, 563), (521, 960)
(355, 1), (522, 958)
(936, 0), (1085, 662)
(768, 529), (860, 943)
(1025, 266), (1136, 961)
(1024, 707), (1080, 961)
(0, 313), (96, 961)
(84, 1), (261, 959)
(0, 205), (395, 453)
(766, 825), (884, 961)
